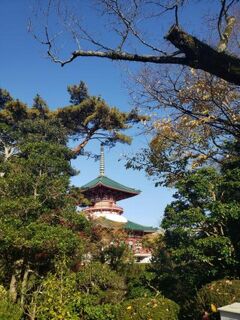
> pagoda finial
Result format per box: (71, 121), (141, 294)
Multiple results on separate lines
(100, 143), (105, 176)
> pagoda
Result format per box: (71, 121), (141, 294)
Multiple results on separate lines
(81, 144), (140, 226)
(81, 144), (159, 262)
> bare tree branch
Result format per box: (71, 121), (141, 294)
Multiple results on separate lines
(35, 0), (240, 85)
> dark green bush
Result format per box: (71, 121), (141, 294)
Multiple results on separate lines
(194, 279), (240, 320)
(121, 263), (154, 299)
(117, 296), (179, 320)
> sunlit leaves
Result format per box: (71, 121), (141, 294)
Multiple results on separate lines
(130, 69), (240, 185)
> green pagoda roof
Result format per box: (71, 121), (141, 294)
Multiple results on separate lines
(81, 175), (140, 200)
(124, 220), (158, 233)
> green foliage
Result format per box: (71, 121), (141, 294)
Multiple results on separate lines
(156, 167), (240, 273)
(0, 299), (22, 320)
(0, 131), (86, 270)
(56, 96), (134, 148)
(81, 303), (120, 320)
(99, 243), (133, 271)
(0, 88), (13, 110)
(0, 287), (22, 320)
(76, 262), (125, 319)
(32, 94), (49, 117)
(193, 279), (240, 320)
(0, 285), (7, 299)
(0, 83), (142, 160)
(0, 99), (28, 123)
(67, 81), (89, 105)
(76, 262), (126, 304)
(34, 268), (80, 320)
(33, 262), (126, 320)
(117, 296), (180, 320)
(122, 264), (154, 299)
(151, 158), (240, 319)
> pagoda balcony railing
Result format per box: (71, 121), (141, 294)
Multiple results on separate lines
(84, 206), (123, 214)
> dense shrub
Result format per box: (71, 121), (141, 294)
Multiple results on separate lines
(194, 279), (240, 320)
(122, 263), (154, 299)
(117, 296), (179, 320)
(0, 299), (22, 320)
(80, 302), (120, 320)
(76, 261), (126, 304)
(0, 285), (22, 320)
(33, 262), (126, 319)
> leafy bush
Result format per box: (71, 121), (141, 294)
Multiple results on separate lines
(0, 285), (7, 299)
(117, 296), (179, 320)
(121, 263), (154, 299)
(194, 279), (240, 320)
(76, 262), (126, 304)
(33, 271), (80, 320)
(33, 262), (126, 319)
(0, 299), (22, 320)
(80, 302), (120, 320)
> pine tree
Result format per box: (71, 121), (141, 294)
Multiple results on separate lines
(67, 81), (89, 105)
(0, 88), (13, 110)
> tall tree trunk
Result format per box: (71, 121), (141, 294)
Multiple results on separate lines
(9, 259), (23, 303)
(9, 273), (17, 303)
(20, 267), (30, 308)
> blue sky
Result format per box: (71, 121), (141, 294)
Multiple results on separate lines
(1, 0), (215, 226)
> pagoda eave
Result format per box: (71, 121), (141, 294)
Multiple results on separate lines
(82, 184), (139, 201)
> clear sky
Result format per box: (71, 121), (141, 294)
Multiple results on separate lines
(0, 0), (215, 226)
